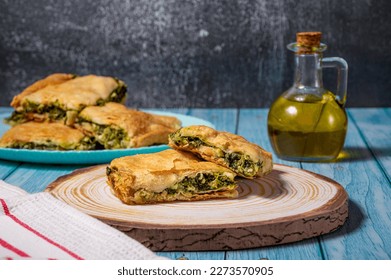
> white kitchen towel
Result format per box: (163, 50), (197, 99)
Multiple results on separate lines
(0, 180), (167, 260)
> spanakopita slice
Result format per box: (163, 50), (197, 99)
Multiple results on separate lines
(106, 149), (238, 204)
(77, 102), (181, 149)
(6, 73), (127, 126)
(0, 122), (95, 150)
(168, 125), (273, 178)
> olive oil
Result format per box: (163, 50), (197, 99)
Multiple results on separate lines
(267, 91), (347, 161)
(267, 32), (348, 162)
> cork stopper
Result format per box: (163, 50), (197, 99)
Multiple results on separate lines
(296, 32), (322, 53)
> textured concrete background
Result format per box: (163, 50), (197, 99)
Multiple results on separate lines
(0, 0), (390, 108)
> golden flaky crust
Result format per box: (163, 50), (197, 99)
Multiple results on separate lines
(0, 122), (87, 149)
(168, 125), (273, 178)
(107, 149), (238, 204)
(12, 74), (120, 111)
(78, 102), (181, 147)
(10, 73), (75, 108)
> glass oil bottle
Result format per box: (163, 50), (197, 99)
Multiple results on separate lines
(267, 32), (348, 161)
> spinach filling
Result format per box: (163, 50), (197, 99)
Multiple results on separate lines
(85, 122), (129, 149)
(7, 136), (96, 150)
(106, 166), (116, 176)
(8, 142), (60, 150)
(4, 111), (27, 125)
(5, 100), (68, 124)
(225, 152), (262, 177)
(96, 81), (127, 105)
(171, 172), (234, 193)
(27, 100), (68, 121)
(134, 172), (236, 202)
(170, 134), (204, 148)
(170, 133), (262, 177)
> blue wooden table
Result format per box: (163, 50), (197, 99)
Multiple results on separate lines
(0, 107), (390, 260)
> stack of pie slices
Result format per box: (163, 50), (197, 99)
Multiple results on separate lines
(106, 125), (273, 205)
(0, 73), (181, 150)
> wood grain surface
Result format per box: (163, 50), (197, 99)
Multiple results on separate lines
(47, 163), (348, 251)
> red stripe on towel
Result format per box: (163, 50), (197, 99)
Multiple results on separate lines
(0, 238), (30, 257)
(0, 198), (84, 260)
(1, 198), (10, 214)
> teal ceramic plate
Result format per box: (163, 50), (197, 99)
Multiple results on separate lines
(0, 111), (214, 165)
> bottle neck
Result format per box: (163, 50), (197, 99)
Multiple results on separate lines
(293, 53), (323, 89)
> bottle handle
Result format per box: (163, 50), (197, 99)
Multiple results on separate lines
(321, 57), (348, 106)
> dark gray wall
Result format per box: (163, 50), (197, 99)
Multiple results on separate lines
(1, 0), (390, 108)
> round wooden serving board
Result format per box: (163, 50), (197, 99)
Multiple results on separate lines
(46, 164), (348, 251)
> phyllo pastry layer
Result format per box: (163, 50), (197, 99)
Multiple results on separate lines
(77, 102), (181, 149)
(0, 122), (95, 150)
(106, 149), (238, 204)
(168, 125), (273, 178)
(7, 73), (127, 126)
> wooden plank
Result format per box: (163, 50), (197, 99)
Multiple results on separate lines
(4, 164), (82, 193)
(226, 239), (322, 260)
(301, 111), (391, 259)
(188, 108), (238, 133)
(0, 160), (20, 180)
(226, 109), (323, 260)
(348, 108), (391, 182)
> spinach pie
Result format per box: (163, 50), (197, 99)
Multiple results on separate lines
(76, 102), (181, 149)
(7, 73), (127, 126)
(168, 125), (273, 178)
(0, 122), (95, 150)
(106, 149), (238, 204)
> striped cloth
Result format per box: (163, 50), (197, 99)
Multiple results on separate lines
(0, 180), (166, 260)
